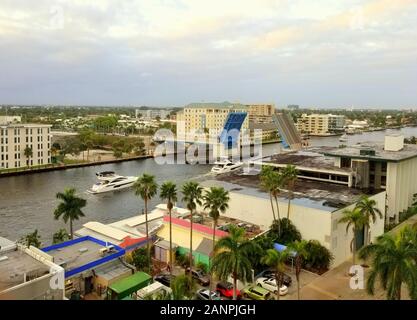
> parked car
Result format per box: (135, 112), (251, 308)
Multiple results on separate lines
(256, 277), (288, 296)
(242, 285), (273, 300)
(196, 289), (222, 300)
(217, 224), (231, 232)
(257, 269), (292, 287)
(216, 281), (241, 299)
(185, 268), (210, 286)
(154, 274), (176, 287)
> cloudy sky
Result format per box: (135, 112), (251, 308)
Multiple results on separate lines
(0, 0), (416, 108)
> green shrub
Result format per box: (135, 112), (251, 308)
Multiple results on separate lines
(303, 240), (334, 273)
(175, 252), (190, 268)
(270, 218), (302, 245)
(131, 247), (150, 271)
(52, 229), (70, 244)
(250, 234), (275, 273)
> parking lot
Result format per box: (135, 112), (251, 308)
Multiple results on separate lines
(168, 264), (319, 300)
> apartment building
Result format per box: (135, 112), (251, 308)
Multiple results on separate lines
(296, 114), (345, 135)
(0, 123), (52, 169)
(176, 102), (250, 138)
(136, 109), (170, 120)
(247, 104), (275, 123)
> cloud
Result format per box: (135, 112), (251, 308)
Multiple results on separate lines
(0, 0), (416, 107)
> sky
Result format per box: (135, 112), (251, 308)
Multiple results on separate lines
(0, 0), (416, 108)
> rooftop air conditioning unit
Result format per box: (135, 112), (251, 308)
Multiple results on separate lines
(99, 245), (115, 256)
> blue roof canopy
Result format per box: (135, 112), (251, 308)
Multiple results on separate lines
(273, 243), (297, 257)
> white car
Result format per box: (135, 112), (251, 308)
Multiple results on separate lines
(255, 277), (288, 296)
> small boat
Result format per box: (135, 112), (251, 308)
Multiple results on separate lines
(339, 134), (348, 142)
(87, 171), (138, 194)
(211, 158), (243, 175)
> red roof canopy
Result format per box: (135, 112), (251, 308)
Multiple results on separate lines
(163, 216), (228, 238)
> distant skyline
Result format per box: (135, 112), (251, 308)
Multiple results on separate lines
(0, 0), (416, 108)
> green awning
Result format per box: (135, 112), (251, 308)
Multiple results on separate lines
(108, 272), (152, 299)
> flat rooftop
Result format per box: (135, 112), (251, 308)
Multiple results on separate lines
(185, 101), (248, 109)
(202, 170), (378, 212)
(323, 141), (417, 162)
(42, 237), (124, 278)
(0, 248), (49, 292)
(258, 147), (351, 174)
(0, 123), (52, 128)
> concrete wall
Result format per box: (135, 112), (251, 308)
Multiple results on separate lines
(386, 158), (417, 221)
(209, 190), (332, 244)
(330, 191), (386, 266)
(0, 273), (64, 300)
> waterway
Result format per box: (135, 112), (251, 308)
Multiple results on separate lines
(1, 127), (417, 243)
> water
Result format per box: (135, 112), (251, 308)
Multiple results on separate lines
(1, 126), (417, 243)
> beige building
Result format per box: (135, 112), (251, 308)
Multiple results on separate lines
(176, 102), (250, 138)
(296, 114), (345, 135)
(322, 135), (417, 224)
(254, 134), (417, 225)
(0, 123), (52, 169)
(0, 238), (65, 300)
(248, 104), (275, 123)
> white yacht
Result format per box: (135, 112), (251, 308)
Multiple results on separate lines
(211, 158), (243, 175)
(87, 171), (138, 194)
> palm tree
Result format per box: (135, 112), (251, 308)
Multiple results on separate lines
(24, 146), (33, 167)
(52, 228), (70, 244)
(160, 181), (178, 278)
(20, 229), (41, 248)
(261, 249), (289, 300)
(85, 139), (94, 161)
(54, 188), (86, 240)
(355, 196), (383, 245)
(281, 165), (298, 221)
(260, 166), (283, 235)
(211, 226), (259, 300)
(134, 174), (158, 271)
(358, 226), (417, 300)
(288, 240), (308, 300)
(181, 181), (203, 282)
(171, 274), (196, 300)
(203, 186), (230, 296)
(338, 208), (368, 266)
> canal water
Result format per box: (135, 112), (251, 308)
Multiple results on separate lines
(1, 127), (417, 243)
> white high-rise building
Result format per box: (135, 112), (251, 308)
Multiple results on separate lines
(0, 123), (52, 169)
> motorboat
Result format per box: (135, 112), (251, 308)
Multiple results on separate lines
(211, 158), (243, 175)
(87, 171), (138, 194)
(339, 134), (348, 142)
